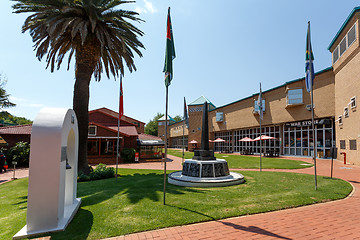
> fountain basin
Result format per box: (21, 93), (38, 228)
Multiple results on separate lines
(168, 159), (245, 187)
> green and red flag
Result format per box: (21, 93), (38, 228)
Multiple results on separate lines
(163, 7), (176, 87)
(119, 75), (124, 118)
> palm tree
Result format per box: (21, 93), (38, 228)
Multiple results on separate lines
(12, 0), (145, 174)
(0, 74), (16, 120)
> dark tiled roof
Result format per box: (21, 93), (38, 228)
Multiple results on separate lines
(90, 107), (145, 124)
(138, 133), (163, 141)
(108, 126), (138, 137)
(0, 124), (32, 135)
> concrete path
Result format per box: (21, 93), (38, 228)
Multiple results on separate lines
(105, 156), (360, 240)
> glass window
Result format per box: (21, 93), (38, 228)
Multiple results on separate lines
(287, 89), (303, 105)
(340, 37), (347, 56)
(88, 125), (96, 135)
(350, 140), (357, 150)
(333, 46), (339, 64)
(348, 23), (356, 47)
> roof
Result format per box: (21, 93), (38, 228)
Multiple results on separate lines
(188, 96), (216, 109)
(107, 126), (138, 137)
(138, 133), (163, 141)
(212, 67), (333, 111)
(158, 115), (177, 122)
(137, 133), (165, 146)
(328, 6), (360, 50)
(89, 107), (145, 124)
(0, 124), (32, 135)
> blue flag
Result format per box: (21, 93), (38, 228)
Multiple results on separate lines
(184, 97), (189, 128)
(305, 21), (315, 92)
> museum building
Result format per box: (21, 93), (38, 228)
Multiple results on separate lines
(159, 6), (360, 166)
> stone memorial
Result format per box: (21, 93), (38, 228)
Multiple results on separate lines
(168, 102), (244, 187)
(14, 108), (81, 239)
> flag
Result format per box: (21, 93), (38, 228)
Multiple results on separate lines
(305, 21), (315, 92)
(184, 97), (189, 128)
(163, 7), (176, 87)
(257, 83), (263, 120)
(119, 75), (124, 118)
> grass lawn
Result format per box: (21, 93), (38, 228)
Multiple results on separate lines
(0, 169), (352, 240)
(167, 149), (313, 169)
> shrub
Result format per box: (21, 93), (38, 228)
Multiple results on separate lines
(2, 142), (30, 167)
(121, 148), (136, 163)
(78, 164), (114, 182)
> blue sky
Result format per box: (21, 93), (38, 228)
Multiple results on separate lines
(0, 1), (359, 124)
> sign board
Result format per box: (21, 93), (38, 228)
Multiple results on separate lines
(216, 112), (223, 122)
(285, 118), (331, 128)
(135, 152), (139, 162)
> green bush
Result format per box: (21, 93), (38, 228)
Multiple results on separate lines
(121, 148), (136, 163)
(78, 164), (114, 182)
(1, 142), (30, 167)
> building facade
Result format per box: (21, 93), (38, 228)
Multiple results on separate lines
(158, 6), (360, 166)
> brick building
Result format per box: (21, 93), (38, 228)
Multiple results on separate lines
(0, 108), (164, 164)
(88, 107), (163, 164)
(159, 6), (360, 166)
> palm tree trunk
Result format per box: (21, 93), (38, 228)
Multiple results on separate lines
(73, 45), (97, 175)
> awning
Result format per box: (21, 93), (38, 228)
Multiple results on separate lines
(137, 139), (165, 146)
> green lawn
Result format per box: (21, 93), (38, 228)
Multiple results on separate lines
(167, 149), (313, 169)
(0, 169), (352, 240)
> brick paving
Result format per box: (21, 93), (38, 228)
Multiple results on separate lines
(105, 154), (360, 240)
(2, 154), (359, 239)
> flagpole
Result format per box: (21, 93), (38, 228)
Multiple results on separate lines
(163, 86), (169, 205)
(307, 21), (317, 190)
(116, 75), (122, 182)
(259, 83), (262, 172)
(182, 116), (185, 164)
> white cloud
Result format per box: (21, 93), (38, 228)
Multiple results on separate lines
(134, 0), (157, 14)
(144, 0), (157, 14)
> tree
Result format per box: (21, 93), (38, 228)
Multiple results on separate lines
(145, 113), (164, 136)
(13, 0), (145, 174)
(173, 115), (182, 122)
(0, 74), (16, 120)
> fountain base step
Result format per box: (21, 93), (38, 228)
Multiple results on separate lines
(168, 171), (245, 187)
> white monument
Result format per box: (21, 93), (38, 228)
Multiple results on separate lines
(14, 108), (81, 239)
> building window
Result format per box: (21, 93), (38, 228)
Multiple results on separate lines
(350, 96), (356, 109)
(350, 140), (357, 150)
(287, 88), (303, 105)
(158, 122), (165, 126)
(338, 115), (343, 125)
(88, 125), (96, 136)
(333, 46), (339, 64)
(333, 23), (357, 64)
(340, 140), (346, 149)
(348, 23), (356, 47)
(339, 37), (347, 56)
(344, 107), (349, 118)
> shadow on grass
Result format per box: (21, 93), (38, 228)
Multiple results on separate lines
(31, 209), (93, 240)
(78, 172), (205, 206)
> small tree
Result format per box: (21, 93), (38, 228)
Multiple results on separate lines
(145, 113), (164, 136)
(7, 141), (30, 167)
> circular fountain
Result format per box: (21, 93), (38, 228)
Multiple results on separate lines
(168, 102), (244, 187)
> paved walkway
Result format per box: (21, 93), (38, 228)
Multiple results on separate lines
(2, 155), (359, 239)
(105, 155), (360, 240)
